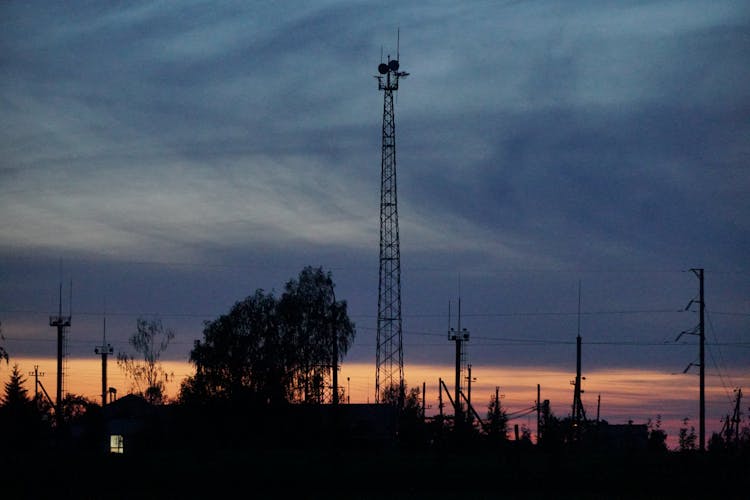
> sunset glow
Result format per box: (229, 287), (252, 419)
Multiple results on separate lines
(4, 357), (745, 451)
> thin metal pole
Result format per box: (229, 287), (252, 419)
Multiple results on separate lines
(696, 268), (705, 452)
(537, 383), (541, 443)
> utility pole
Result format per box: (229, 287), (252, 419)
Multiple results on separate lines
(466, 364), (475, 425)
(536, 383), (541, 444)
(422, 381), (426, 421)
(721, 388), (743, 446)
(730, 388), (742, 446)
(94, 315), (113, 407)
(466, 363), (474, 423)
(494, 386), (502, 436)
(29, 365), (45, 405)
(679, 268), (705, 451)
(438, 377), (444, 421)
(694, 268), (705, 452)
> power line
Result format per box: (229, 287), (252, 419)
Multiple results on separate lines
(0, 309), (219, 318)
(705, 309), (736, 402)
(356, 308), (688, 318)
(355, 340), (750, 348)
(3, 336), (197, 346)
(356, 325), (750, 346)
(8, 306), (746, 319)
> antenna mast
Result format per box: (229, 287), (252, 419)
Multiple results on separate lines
(374, 32), (409, 405)
(449, 297), (470, 428)
(571, 281), (587, 432)
(95, 301), (114, 407)
(49, 273), (71, 427)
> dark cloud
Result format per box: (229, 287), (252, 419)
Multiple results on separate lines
(1, 1), (748, 383)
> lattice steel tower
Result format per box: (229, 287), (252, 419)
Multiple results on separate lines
(374, 42), (408, 404)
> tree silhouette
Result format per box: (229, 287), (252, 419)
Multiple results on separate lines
(0, 321), (9, 364)
(380, 382), (420, 414)
(380, 382), (403, 406)
(486, 388), (509, 441)
(184, 289), (284, 403)
(708, 431), (726, 452)
(538, 400), (564, 448)
(181, 266), (355, 406)
(278, 266), (355, 403)
(380, 382), (423, 446)
(0, 363), (38, 448)
(117, 317), (175, 404)
(2, 363), (30, 408)
(647, 414), (668, 452)
(61, 393), (97, 422)
(678, 417), (697, 451)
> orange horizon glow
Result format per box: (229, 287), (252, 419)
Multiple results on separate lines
(3, 357), (747, 450)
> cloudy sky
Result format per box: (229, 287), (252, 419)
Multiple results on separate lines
(1, 0), (748, 396)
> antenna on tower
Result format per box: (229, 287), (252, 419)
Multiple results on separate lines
(579, 282), (583, 332)
(447, 300), (451, 339)
(397, 26), (400, 61)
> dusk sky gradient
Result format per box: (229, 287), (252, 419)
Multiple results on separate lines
(1, 1), (749, 433)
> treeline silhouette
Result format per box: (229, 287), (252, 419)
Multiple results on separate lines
(1, 266), (748, 498)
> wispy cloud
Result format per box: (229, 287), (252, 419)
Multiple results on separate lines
(1, 0), (747, 372)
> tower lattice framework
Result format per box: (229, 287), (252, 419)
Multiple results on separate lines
(375, 53), (408, 404)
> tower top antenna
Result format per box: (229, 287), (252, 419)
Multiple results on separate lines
(374, 30), (408, 91)
(397, 27), (400, 61)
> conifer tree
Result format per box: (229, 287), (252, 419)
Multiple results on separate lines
(2, 363), (30, 408)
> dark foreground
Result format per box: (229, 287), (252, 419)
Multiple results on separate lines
(2, 442), (747, 499)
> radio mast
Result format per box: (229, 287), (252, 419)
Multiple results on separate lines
(374, 31), (409, 405)
(49, 278), (71, 426)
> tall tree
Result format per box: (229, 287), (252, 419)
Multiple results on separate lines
(186, 289), (285, 403)
(117, 317), (174, 404)
(2, 363), (30, 408)
(278, 266), (355, 403)
(1, 363), (38, 448)
(181, 266), (356, 405)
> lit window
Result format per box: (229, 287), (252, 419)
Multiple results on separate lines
(110, 434), (124, 454)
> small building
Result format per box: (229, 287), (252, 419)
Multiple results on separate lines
(102, 394), (159, 455)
